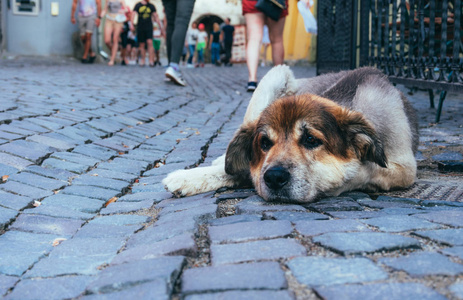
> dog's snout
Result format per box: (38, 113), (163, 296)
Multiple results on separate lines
(264, 166), (290, 190)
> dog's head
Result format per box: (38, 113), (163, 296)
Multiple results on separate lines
(225, 94), (387, 203)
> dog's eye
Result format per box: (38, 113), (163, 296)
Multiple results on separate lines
(260, 136), (273, 152)
(301, 134), (322, 149)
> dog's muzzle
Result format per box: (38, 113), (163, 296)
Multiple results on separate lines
(264, 166), (290, 190)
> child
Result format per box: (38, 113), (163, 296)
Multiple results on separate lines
(195, 23), (208, 68)
(152, 21), (162, 66)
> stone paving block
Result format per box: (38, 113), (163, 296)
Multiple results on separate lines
(97, 158), (149, 175)
(74, 223), (142, 239)
(360, 215), (442, 232)
(211, 238), (306, 265)
(119, 191), (173, 202)
(432, 151), (463, 161)
(125, 220), (196, 249)
(42, 158), (90, 174)
(61, 185), (120, 201)
(24, 165), (75, 181)
(0, 131), (27, 140)
(131, 182), (166, 193)
(314, 283), (447, 300)
(414, 228), (463, 246)
(89, 214), (149, 226)
(72, 144), (118, 161)
(374, 196), (422, 205)
(235, 196), (306, 215)
(185, 290), (295, 300)
(156, 192), (214, 208)
(287, 257), (387, 286)
(0, 274), (18, 297)
(26, 135), (76, 151)
(313, 232), (422, 255)
(82, 279), (169, 300)
(8, 172), (67, 191)
(100, 200), (153, 215)
(40, 194), (103, 213)
(379, 252), (463, 276)
(71, 175), (130, 191)
(50, 152), (100, 166)
(24, 237), (126, 277)
(113, 233), (196, 265)
(263, 211), (329, 222)
(208, 220), (293, 244)
(181, 262), (287, 294)
(86, 256), (185, 294)
(0, 153), (32, 170)
(414, 210), (463, 227)
(305, 197), (363, 212)
(450, 282), (463, 299)
(0, 231), (59, 276)
(357, 199), (420, 209)
(326, 211), (385, 219)
(14, 121), (49, 134)
(9, 214), (84, 236)
(22, 205), (94, 220)
(442, 246), (463, 260)
(0, 141), (53, 163)
(93, 139), (133, 153)
(5, 276), (93, 300)
(0, 181), (53, 199)
(142, 162), (188, 177)
(215, 190), (257, 202)
(122, 149), (165, 163)
(0, 206), (18, 230)
(156, 204), (218, 226)
(208, 215), (262, 226)
(0, 163), (19, 176)
(86, 169), (137, 182)
(295, 219), (371, 236)
(159, 197), (217, 215)
(0, 192), (33, 211)
(86, 119), (125, 134)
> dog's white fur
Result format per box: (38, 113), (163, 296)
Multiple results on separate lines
(163, 65), (417, 202)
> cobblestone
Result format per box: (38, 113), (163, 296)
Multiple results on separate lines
(0, 56), (462, 299)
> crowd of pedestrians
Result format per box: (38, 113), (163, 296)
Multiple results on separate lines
(71, 0), (314, 90)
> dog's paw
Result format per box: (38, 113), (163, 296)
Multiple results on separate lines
(162, 169), (199, 197)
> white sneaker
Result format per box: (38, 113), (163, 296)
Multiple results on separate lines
(187, 64), (194, 68)
(165, 66), (186, 86)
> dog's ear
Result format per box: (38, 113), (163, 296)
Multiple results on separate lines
(225, 122), (257, 176)
(338, 110), (388, 168)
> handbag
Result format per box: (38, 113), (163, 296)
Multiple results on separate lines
(255, 0), (286, 21)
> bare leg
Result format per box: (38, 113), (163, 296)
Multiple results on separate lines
(104, 23), (113, 51)
(139, 42), (146, 66)
(146, 39), (154, 65)
(245, 13), (265, 82)
(266, 16), (286, 65)
(109, 25), (122, 66)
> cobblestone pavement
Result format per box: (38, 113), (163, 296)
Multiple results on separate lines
(0, 56), (462, 300)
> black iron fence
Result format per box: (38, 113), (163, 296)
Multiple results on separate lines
(317, 0), (463, 122)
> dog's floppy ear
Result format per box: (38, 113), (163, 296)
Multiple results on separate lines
(225, 122), (257, 176)
(338, 110), (388, 168)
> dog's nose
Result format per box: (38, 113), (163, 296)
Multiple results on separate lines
(264, 166), (290, 190)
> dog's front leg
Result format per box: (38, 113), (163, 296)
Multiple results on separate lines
(162, 155), (237, 197)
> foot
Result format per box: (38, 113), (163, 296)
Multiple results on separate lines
(81, 58), (90, 64)
(165, 66), (186, 86)
(108, 61), (114, 66)
(247, 81), (257, 92)
(89, 54), (97, 63)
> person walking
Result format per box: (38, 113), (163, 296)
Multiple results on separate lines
(195, 23), (208, 68)
(242, 0), (288, 92)
(101, 0), (127, 66)
(210, 22), (221, 66)
(71, 0), (101, 64)
(162, 0), (197, 86)
(185, 22), (199, 68)
(220, 18), (234, 67)
(131, 0), (164, 67)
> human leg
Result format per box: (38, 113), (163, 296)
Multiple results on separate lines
(146, 39), (155, 66)
(266, 16), (286, 65)
(161, 0), (177, 63)
(245, 13), (265, 82)
(109, 23), (122, 65)
(188, 44), (195, 65)
(167, 0), (196, 65)
(104, 20), (114, 50)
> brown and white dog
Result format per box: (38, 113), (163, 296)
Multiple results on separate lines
(163, 66), (419, 203)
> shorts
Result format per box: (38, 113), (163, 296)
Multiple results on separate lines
(120, 30), (128, 47)
(105, 18), (124, 31)
(242, 0), (289, 18)
(78, 14), (96, 36)
(152, 39), (161, 51)
(137, 28), (153, 44)
(128, 38), (138, 48)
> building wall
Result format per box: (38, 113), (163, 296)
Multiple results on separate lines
(6, 0), (77, 55)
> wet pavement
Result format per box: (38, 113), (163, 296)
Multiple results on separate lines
(0, 56), (462, 299)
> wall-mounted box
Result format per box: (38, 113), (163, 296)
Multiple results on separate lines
(13, 0), (40, 16)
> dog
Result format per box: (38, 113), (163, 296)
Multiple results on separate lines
(163, 66), (419, 203)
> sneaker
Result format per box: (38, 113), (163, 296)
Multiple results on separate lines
(187, 64), (194, 68)
(165, 66), (186, 86)
(247, 81), (257, 92)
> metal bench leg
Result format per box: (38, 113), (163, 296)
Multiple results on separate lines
(428, 89), (435, 108)
(435, 90), (447, 123)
